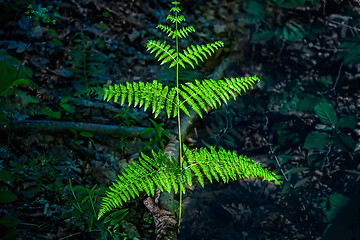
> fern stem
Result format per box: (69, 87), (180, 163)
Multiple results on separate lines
(175, 7), (183, 227)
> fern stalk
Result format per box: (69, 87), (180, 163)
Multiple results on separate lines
(96, 0), (282, 235)
(174, 4), (184, 226)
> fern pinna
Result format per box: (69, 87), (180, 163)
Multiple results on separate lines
(97, 0), (281, 227)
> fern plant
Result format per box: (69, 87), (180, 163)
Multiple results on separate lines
(96, 0), (281, 230)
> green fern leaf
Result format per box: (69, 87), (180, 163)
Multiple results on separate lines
(156, 24), (175, 37)
(185, 145), (205, 187)
(177, 41), (224, 68)
(126, 82), (133, 106)
(179, 53), (195, 68)
(41, 106), (61, 119)
(166, 87), (177, 118)
(120, 84), (127, 105)
(146, 40), (177, 67)
(101, 76), (260, 119)
(179, 88), (203, 118)
(161, 53), (176, 66)
(112, 84), (120, 103)
(180, 83), (207, 116)
(182, 145), (281, 185)
(133, 82), (140, 107)
(178, 26), (195, 38)
(143, 81), (156, 111)
(98, 144), (281, 219)
(151, 81), (163, 114)
(167, 15), (186, 24)
(104, 85), (113, 101)
(98, 149), (178, 219)
(170, 6), (181, 13)
(155, 86), (169, 118)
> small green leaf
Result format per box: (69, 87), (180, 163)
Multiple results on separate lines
(281, 24), (305, 42)
(337, 116), (356, 129)
(11, 78), (30, 86)
(80, 131), (94, 137)
(278, 155), (292, 164)
(0, 215), (20, 228)
(251, 31), (274, 43)
(47, 28), (58, 37)
(61, 103), (76, 113)
(282, 182), (291, 194)
(324, 193), (350, 222)
(333, 132), (355, 152)
(245, 1), (265, 18)
(285, 167), (308, 176)
(50, 38), (64, 47)
(0, 170), (15, 182)
(27, 97), (40, 103)
(307, 154), (325, 167)
(314, 102), (337, 126)
(304, 131), (329, 150)
(0, 191), (18, 203)
(294, 176), (310, 188)
(272, 145), (280, 152)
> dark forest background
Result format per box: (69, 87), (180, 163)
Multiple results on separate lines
(0, 0), (359, 239)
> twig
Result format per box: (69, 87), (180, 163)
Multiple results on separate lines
(331, 61), (343, 94)
(321, 61), (343, 94)
(269, 145), (290, 183)
(58, 231), (84, 240)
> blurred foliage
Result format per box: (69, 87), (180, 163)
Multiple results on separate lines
(0, 169), (19, 240)
(0, 154), (65, 239)
(141, 119), (171, 151)
(63, 179), (129, 239)
(67, 30), (109, 90)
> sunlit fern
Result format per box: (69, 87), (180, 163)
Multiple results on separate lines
(95, 1), (282, 222)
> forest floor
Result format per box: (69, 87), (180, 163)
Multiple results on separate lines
(0, 0), (359, 240)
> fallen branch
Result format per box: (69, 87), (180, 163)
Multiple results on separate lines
(0, 120), (153, 139)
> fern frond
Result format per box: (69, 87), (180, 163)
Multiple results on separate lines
(156, 25), (195, 39)
(98, 145), (281, 219)
(177, 26), (195, 38)
(146, 41), (224, 69)
(103, 80), (178, 118)
(156, 24), (175, 37)
(170, 6), (181, 13)
(146, 40), (177, 67)
(102, 76), (260, 119)
(41, 106), (61, 119)
(98, 149), (183, 219)
(167, 14), (186, 24)
(74, 86), (104, 97)
(178, 41), (224, 68)
(179, 76), (260, 117)
(183, 145), (282, 186)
